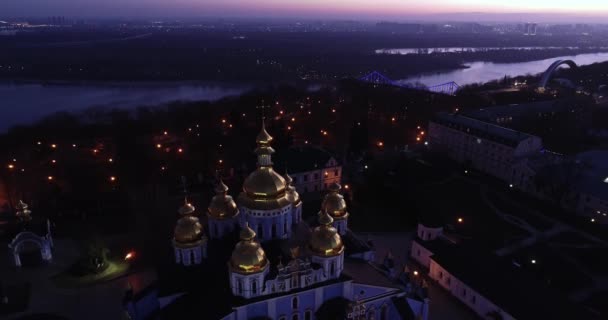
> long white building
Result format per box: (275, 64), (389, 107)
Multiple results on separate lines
(428, 113), (543, 181)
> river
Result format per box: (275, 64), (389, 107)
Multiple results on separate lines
(2, 51), (608, 132)
(0, 82), (250, 132)
(396, 52), (608, 88)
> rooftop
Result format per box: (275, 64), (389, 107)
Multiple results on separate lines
(274, 146), (337, 173)
(433, 112), (535, 147)
(430, 246), (597, 320)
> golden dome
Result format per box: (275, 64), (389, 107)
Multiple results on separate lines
(284, 172), (301, 205)
(321, 183), (348, 219)
(243, 167), (286, 197)
(173, 216), (204, 247)
(178, 201), (196, 216)
(230, 224), (268, 274)
(208, 180), (239, 219)
(310, 212), (344, 257)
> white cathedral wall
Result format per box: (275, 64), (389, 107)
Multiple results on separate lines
(410, 240), (434, 269)
(232, 281), (349, 320)
(241, 204), (294, 241)
(429, 260), (515, 320)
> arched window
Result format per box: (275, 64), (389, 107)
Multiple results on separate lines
(330, 262), (335, 276)
(252, 279), (257, 294)
(304, 310), (312, 320)
(292, 296), (299, 309)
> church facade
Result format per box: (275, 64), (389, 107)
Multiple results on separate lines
(124, 122), (428, 320)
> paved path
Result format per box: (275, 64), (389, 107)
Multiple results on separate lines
(0, 238), (156, 320)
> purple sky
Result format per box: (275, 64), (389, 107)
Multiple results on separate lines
(2, 0), (608, 22)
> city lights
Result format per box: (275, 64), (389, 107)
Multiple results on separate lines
(457, 217), (463, 223)
(51, 144), (57, 149)
(47, 176), (54, 181)
(156, 144), (162, 149)
(110, 176), (117, 182)
(7, 164), (14, 169)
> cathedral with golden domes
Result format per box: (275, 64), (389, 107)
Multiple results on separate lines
(124, 122), (429, 320)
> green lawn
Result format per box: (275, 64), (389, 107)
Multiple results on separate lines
(52, 259), (130, 288)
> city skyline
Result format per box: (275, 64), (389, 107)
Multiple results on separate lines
(2, 0), (608, 23)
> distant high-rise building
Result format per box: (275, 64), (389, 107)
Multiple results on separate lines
(524, 22), (537, 36)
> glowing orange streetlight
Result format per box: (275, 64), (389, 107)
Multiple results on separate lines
(391, 117), (396, 122)
(291, 117), (296, 122)
(218, 159), (223, 164)
(287, 126), (292, 130)
(178, 148), (183, 153)
(221, 119), (226, 124)
(457, 217), (463, 223)
(416, 137), (421, 142)
(51, 159), (56, 164)
(344, 184), (350, 190)
(51, 144), (57, 149)
(108, 158), (113, 163)
(420, 131), (425, 136)
(7, 164), (14, 169)
(110, 176), (117, 182)
(72, 144), (77, 148)
(163, 131), (168, 135)
(47, 176), (54, 181)
(377, 141), (384, 147)
(156, 144), (162, 149)
(279, 110), (284, 115)
(125, 251), (135, 261)
(413, 270), (419, 276)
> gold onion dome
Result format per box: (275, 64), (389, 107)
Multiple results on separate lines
(243, 167), (287, 198)
(309, 212), (344, 257)
(230, 223), (268, 274)
(238, 122), (290, 210)
(208, 179), (239, 219)
(284, 172), (301, 204)
(321, 183), (348, 219)
(173, 216), (204, 247)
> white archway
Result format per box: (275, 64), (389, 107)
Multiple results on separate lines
(8, 231), (53, 267)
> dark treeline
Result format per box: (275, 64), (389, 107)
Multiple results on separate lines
(1, 29), (607, 82)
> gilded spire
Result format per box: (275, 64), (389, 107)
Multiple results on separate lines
(215, 178), (229, 194)
(256, 118), (273, 146)
(178, 198), (196, 216)
(240, 222), (257, 241)
(319, 211), (334, 225)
